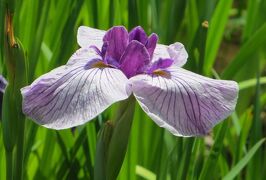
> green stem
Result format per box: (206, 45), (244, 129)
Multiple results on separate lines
(106, 96), (136, 180)
(94, 96), (136, 180)
(5, 151), (13, 180)
(14, 119), (25, 180)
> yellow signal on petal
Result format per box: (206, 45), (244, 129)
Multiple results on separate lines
(92, 61), (110, 68)
(152, 69), (171, 79)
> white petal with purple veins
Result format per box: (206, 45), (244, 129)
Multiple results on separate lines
(21, 48), (130, 129)
(67, 47), (101, 66)
(129, 67), (238, 136)
(168, 42), (188, 67)
(77, 26), (105, 49)
(153, 42), (188, 67)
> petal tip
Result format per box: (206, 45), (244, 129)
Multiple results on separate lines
(77, 26), (105, 48)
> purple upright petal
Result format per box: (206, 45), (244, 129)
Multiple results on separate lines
(130, 67), (238, 136)
(120, 40), (150, 78)
(89, 45), (102, 56)
(105, 56), (121, 68)
(145, 33), (158, 58)
(103, 26), (129, 63)
(21, 48), (130, 129)
(129, 26), (148, 44)
(101, 42), (108, 59)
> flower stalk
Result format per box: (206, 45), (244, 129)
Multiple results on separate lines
(94, 96), (136, 180)
(106, 95), (136, 179)
(94, 121), (114, 180)
(2, 3), (28, 180)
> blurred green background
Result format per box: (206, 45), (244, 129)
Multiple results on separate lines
(0, 0), (266, 179)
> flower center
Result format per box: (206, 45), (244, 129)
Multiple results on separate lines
(89, 26), (174, 78)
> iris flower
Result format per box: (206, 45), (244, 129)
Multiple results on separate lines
(0, 75), (7, 117)
(21, 26), (238, 136)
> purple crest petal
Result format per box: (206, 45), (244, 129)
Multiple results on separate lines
(120, 40), (150, 78)
(21, 48), (131, 129)
(145, 33), (158, 58)
(129, 26), (148, 44)
(147, 58), (174, 73)
(89, 45), (102, 56)
(103, 26), (129, 63)
(129, 67), (238, 136)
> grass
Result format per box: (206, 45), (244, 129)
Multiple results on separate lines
(0, 0), (266, 179)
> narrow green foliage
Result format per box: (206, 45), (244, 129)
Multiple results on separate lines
(33, 131), (55, 178)
(136, 165), (156, 180)
(128, 0), (138, 29)
(49, 0), (84, 69)
(233, 109), (252, 166)
(242, 0), (261, 40)
(56, 128), (88, 179)
(28, 0), (50, 80)
(204, 0), (233, 75)
(187, 0), (199, 47)
(222, 23), (266, 79)
(223, 138), (266, 180)
(177, 138), (195, 180)
(199, 121), (229, 180)
(239, 77), (266, 90)
(246, 63), (263, 180)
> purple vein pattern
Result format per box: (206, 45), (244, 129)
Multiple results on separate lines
(21, 26), (239, 136)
